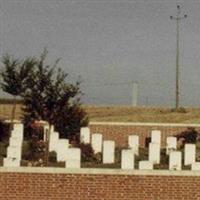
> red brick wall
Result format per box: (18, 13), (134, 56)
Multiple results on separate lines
(0, 169), (200, 200)
(89, 122), (200, 147)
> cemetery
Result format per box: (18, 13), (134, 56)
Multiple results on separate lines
(1, 121), (200, 171)
(1, 121), (200, 199)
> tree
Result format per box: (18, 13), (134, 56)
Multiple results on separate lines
(23, 50), (88, 165)
(0, 55), (35, 130)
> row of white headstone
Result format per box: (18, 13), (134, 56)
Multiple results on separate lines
(42, 125), (81, 168)
(3, 123), (24, 167)
(3, 124), (200, 171)
(3, 123), (81, 168)
(81, 127), (200, 170)
(80, 127), (115, 164)
(123, 130), (200, 170)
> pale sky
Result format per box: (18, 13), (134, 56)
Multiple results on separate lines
(0, 0), (200, 106)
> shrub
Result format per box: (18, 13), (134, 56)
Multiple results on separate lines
(176, 127), (199, 145)
(74, 143), (94, 162)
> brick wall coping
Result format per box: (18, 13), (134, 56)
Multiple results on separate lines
(89, 121), (200, 127)
(1, 167), (200, 176)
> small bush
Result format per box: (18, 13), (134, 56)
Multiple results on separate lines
(176, 127), (199, 145)
(74, 143), (95, 162)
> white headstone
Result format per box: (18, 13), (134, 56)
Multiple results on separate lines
(151, 130), (161, 144)
(13, 123), (24, 133)
(169, 151), (182, 170)
(91, 133), (103, 154)
(7, 146), (22, 160)
(49, 132), (59, 152)
(191, 162), (200, 171)
(11, 130), (23, 141)
(139, 161), (153, 170)
(65, 148), (81, 168)
(103, 140), (115, 164)
(148, 143), (160, 164)
(184, 144), (196, 165)
(3, 157), (20, 167)
(80, 127), (90, 144)
(128, 135), (139, 155)
(121, 149), (135, 169)
(56, 139), (69, 162)
(166, 137), (177, 155)
(9, 137), (22, 147)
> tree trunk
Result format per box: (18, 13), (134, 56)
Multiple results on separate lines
(9, 95), (17, 135)
(44, 123), (51, 166)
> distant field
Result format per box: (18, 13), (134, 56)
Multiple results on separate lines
(1, 103), (200, 123)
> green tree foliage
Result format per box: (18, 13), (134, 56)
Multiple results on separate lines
(22, 50), (88, 164)
(0, 54), (35, 126)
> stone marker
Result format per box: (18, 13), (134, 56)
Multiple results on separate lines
(65, 148), (81, 168)
(56, 139), (69, 162)
(139, 161), (153, 170)
(191, 162), (200, 171)
(49, 131), (59, 152)
(11, 130), (23, 141)
(166, 137), (177, 155)
(7, 146), (22, 160)
(13, 123), (24, 133)
(121, 149), (135, 169)
(149, 143), (160, 164)
(128, 135), (139, 155)
(91, 133), (103, 154)
(3, 157), (20, 167)
(169, 151), (182, 170)
(9, 137), (22, 147)
(151, 130), (161, 144)
(80, 127), (90, 144)
(103, 140), (115, 164)
(184, 144), (196, 165)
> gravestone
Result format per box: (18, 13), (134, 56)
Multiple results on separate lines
(9, 137), (22, 147)
(80, 127), (90, 144)
(166, 136), (177, 155)
(191, 162), (200, 171)
(65, 148), (81, 168)
(103, 140), (115, 164)
(151, 130), (161, 144)
(3, 157), (20, 167)
(184, 144), (196, 165)
(139, 161), (153, 170)
(49, 131), (59, 152)
(11, 130), (23, 141)
(149, 143), (160, 164)
(91, 133), (103, 154)
(13, 123), (24, 133)
(7, 146), (22, 160)
(121, 149), (135, 170)
(169, 151), (182, 170)
(128, 135), (139, 155)
(56, 139), (69, 162)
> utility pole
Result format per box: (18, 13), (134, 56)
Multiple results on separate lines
(132, 81), (138, 107)
(170, 5), (187, 110)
